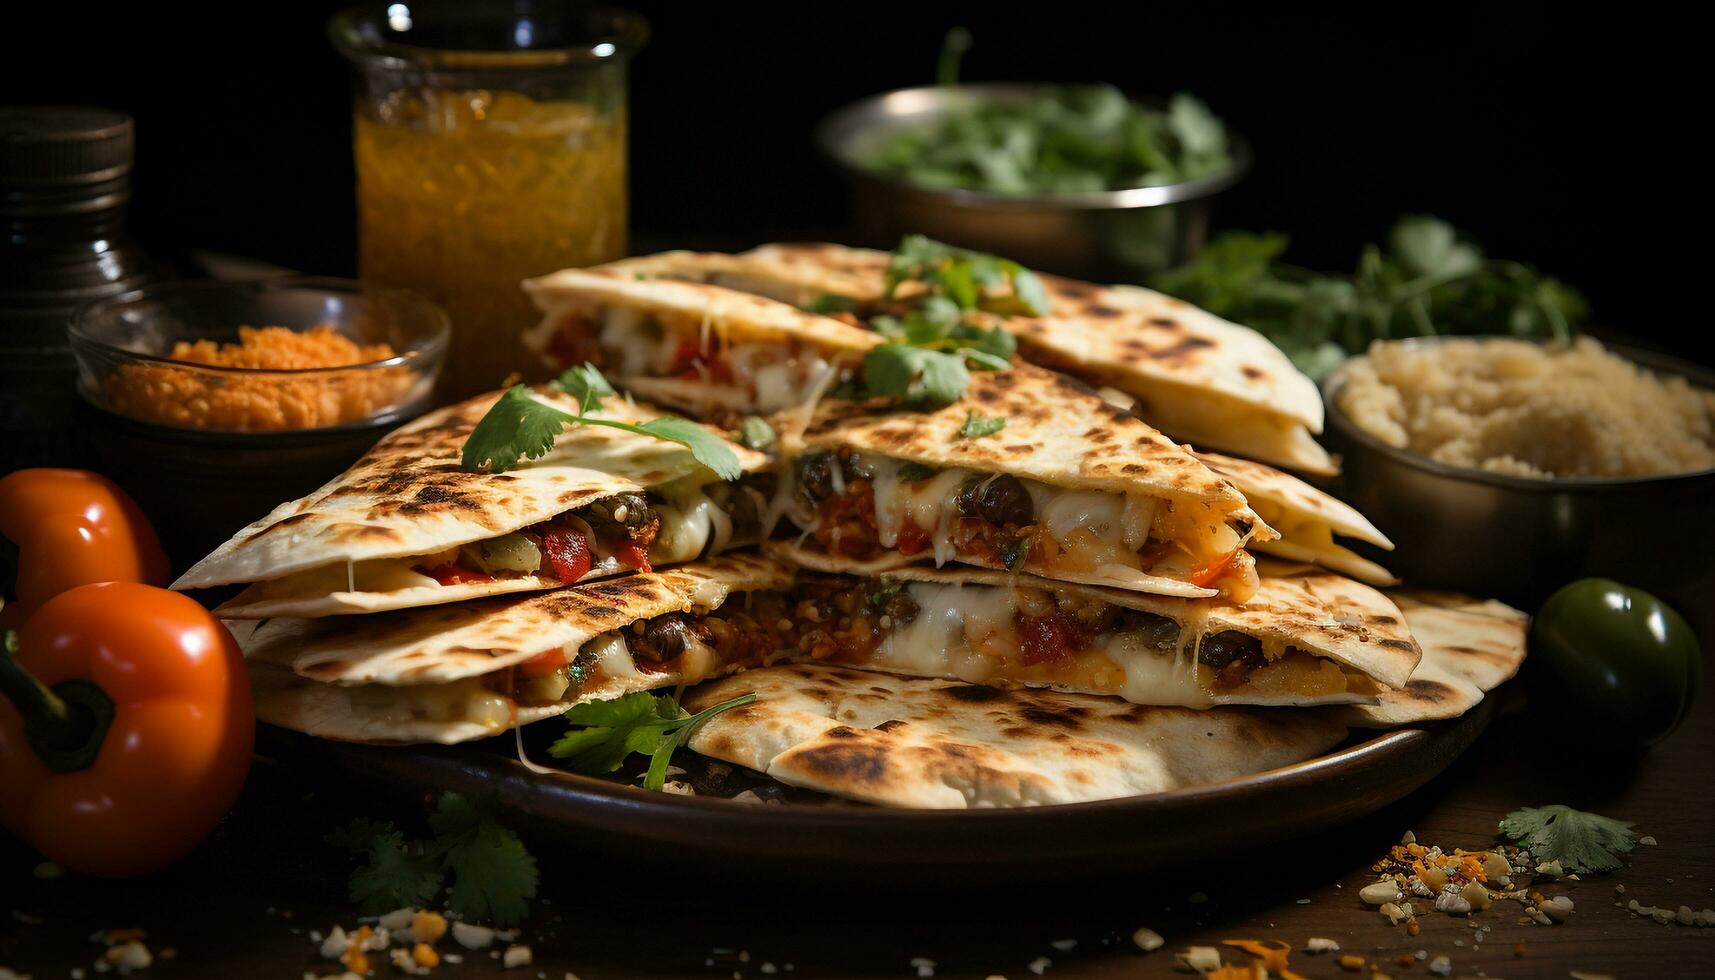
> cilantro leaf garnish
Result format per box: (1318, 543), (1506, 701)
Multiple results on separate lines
(1499, 805), (1638, 874)
(897, 461), (937, 481)
(326, 793), (539, 926)
(806, 293), (858, 314)
(462, 366), (743, 480)
(860, 344), (971, 408)
(547, 690), (758, 791)
(734, 415), (776, 451)
(884, 235), (1051, 317)
(958, 410), (1007, 439)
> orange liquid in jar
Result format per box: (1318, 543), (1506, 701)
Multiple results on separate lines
(354, 88), (626, 400)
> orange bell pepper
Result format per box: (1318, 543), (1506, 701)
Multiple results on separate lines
(0, 582), (253, 876)
(0, 469), (170, 631)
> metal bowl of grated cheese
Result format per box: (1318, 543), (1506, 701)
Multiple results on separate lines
(1322, 335), (1715, 609)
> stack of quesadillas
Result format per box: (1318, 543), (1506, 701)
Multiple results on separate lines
(174, 240), (1527, 810)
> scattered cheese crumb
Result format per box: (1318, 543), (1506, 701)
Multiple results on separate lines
(1131, 928), (1164, 953)
(453, 921), (496, 950)
(1026, 957), (1051, 975)
(1427, 954), (1452, 976)
(503, 945), (534, 969)
(909, 956), (936, 977)
(1305, 937), (1341, 953)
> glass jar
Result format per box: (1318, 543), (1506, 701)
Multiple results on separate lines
(331, 2), (646, 401)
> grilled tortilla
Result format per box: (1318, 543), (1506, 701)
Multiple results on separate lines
(174, 388), (772, 618)
(618, 242), (1332, 473)
(784, 365), (1275, 601)
(1334, 589), (1528, 727)
(521, 267), (878, 425)
(682, 664), (1348, 808)
(1194, 451), (1396, 585)
(242, 554), (797, 744)
(775, 541), (1419, 707)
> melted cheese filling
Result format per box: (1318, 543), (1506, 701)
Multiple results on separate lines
(254, 478), (747, 600)
(844, 456), (1253, 593)
(548, 301), (837, 414)
(859, 582), (1360, 707)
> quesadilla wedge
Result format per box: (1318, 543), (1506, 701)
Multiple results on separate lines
(242, 554), (797, 744)
(521, 267), (879, 424)
(775, 542), (1420, 707)
(620, 242), (1334, 474)
(682, 664), (1349, 808)
(1194, 451), (1397, 586)
(174, 388), (774, 619)
(784, 365), (1276, 601)
(1333, 589), (1528, 727)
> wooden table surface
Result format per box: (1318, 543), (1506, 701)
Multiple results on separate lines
(5, 637), (1711, 980)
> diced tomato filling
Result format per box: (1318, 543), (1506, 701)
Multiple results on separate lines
(895, 520), (931, 555)
(1016, 613), (1094, 667)
(548, 315), (601, 367)
(813, 480), (882, 559)
(420, 563), (494, 586)
(540, 527), (593, 582)
(516, 648), (568, 679)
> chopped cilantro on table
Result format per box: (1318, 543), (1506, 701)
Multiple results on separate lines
(461, 364), (743, 479)
(1498, 805), (1638, 875)
(866, 29), (1231, 195)
(325, 793), (538, 926)
(547, 690), (758, 792)
(1151, 216), (1587, 379)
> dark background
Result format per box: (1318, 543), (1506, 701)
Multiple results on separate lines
(2, 4), (1693, 354)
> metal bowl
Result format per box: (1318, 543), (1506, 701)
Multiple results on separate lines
(1322, 337), (1715, 611)
(816, 83), (1251, 282)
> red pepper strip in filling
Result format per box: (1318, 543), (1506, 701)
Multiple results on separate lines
(539, 527), (594, 582)
(421, 564), (495, 586)
(610, 538), (653, 574)
(1190, 547), (1242, 588)
(516, 648), (568, 680)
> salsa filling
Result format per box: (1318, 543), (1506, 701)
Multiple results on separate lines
(777, 573), (1364, 705)
(789, 449), (1260, 600)
(540, 304), (844, 421)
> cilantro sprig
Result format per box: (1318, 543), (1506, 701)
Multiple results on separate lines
(1151, 216), (1586, 379)
(848, 236), (1047, 407)
(325, 793), (538, 926)
(1499, 805), (1638, 875)
(461, 364), (743, 479)
(547, 690), (757, 791)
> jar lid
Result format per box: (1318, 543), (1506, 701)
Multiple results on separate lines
(0, 106), (135, 187)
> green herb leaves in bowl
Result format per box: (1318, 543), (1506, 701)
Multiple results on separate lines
(1151, 215), (1588, 379)
(864, 30), (1232, 195)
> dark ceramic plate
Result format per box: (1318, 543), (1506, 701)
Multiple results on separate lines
(258, 696), (1493, 885)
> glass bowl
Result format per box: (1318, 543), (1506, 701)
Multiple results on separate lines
(67, 277), (449, 569)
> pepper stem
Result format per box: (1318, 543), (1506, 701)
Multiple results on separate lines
(0, 630), (115, 773)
